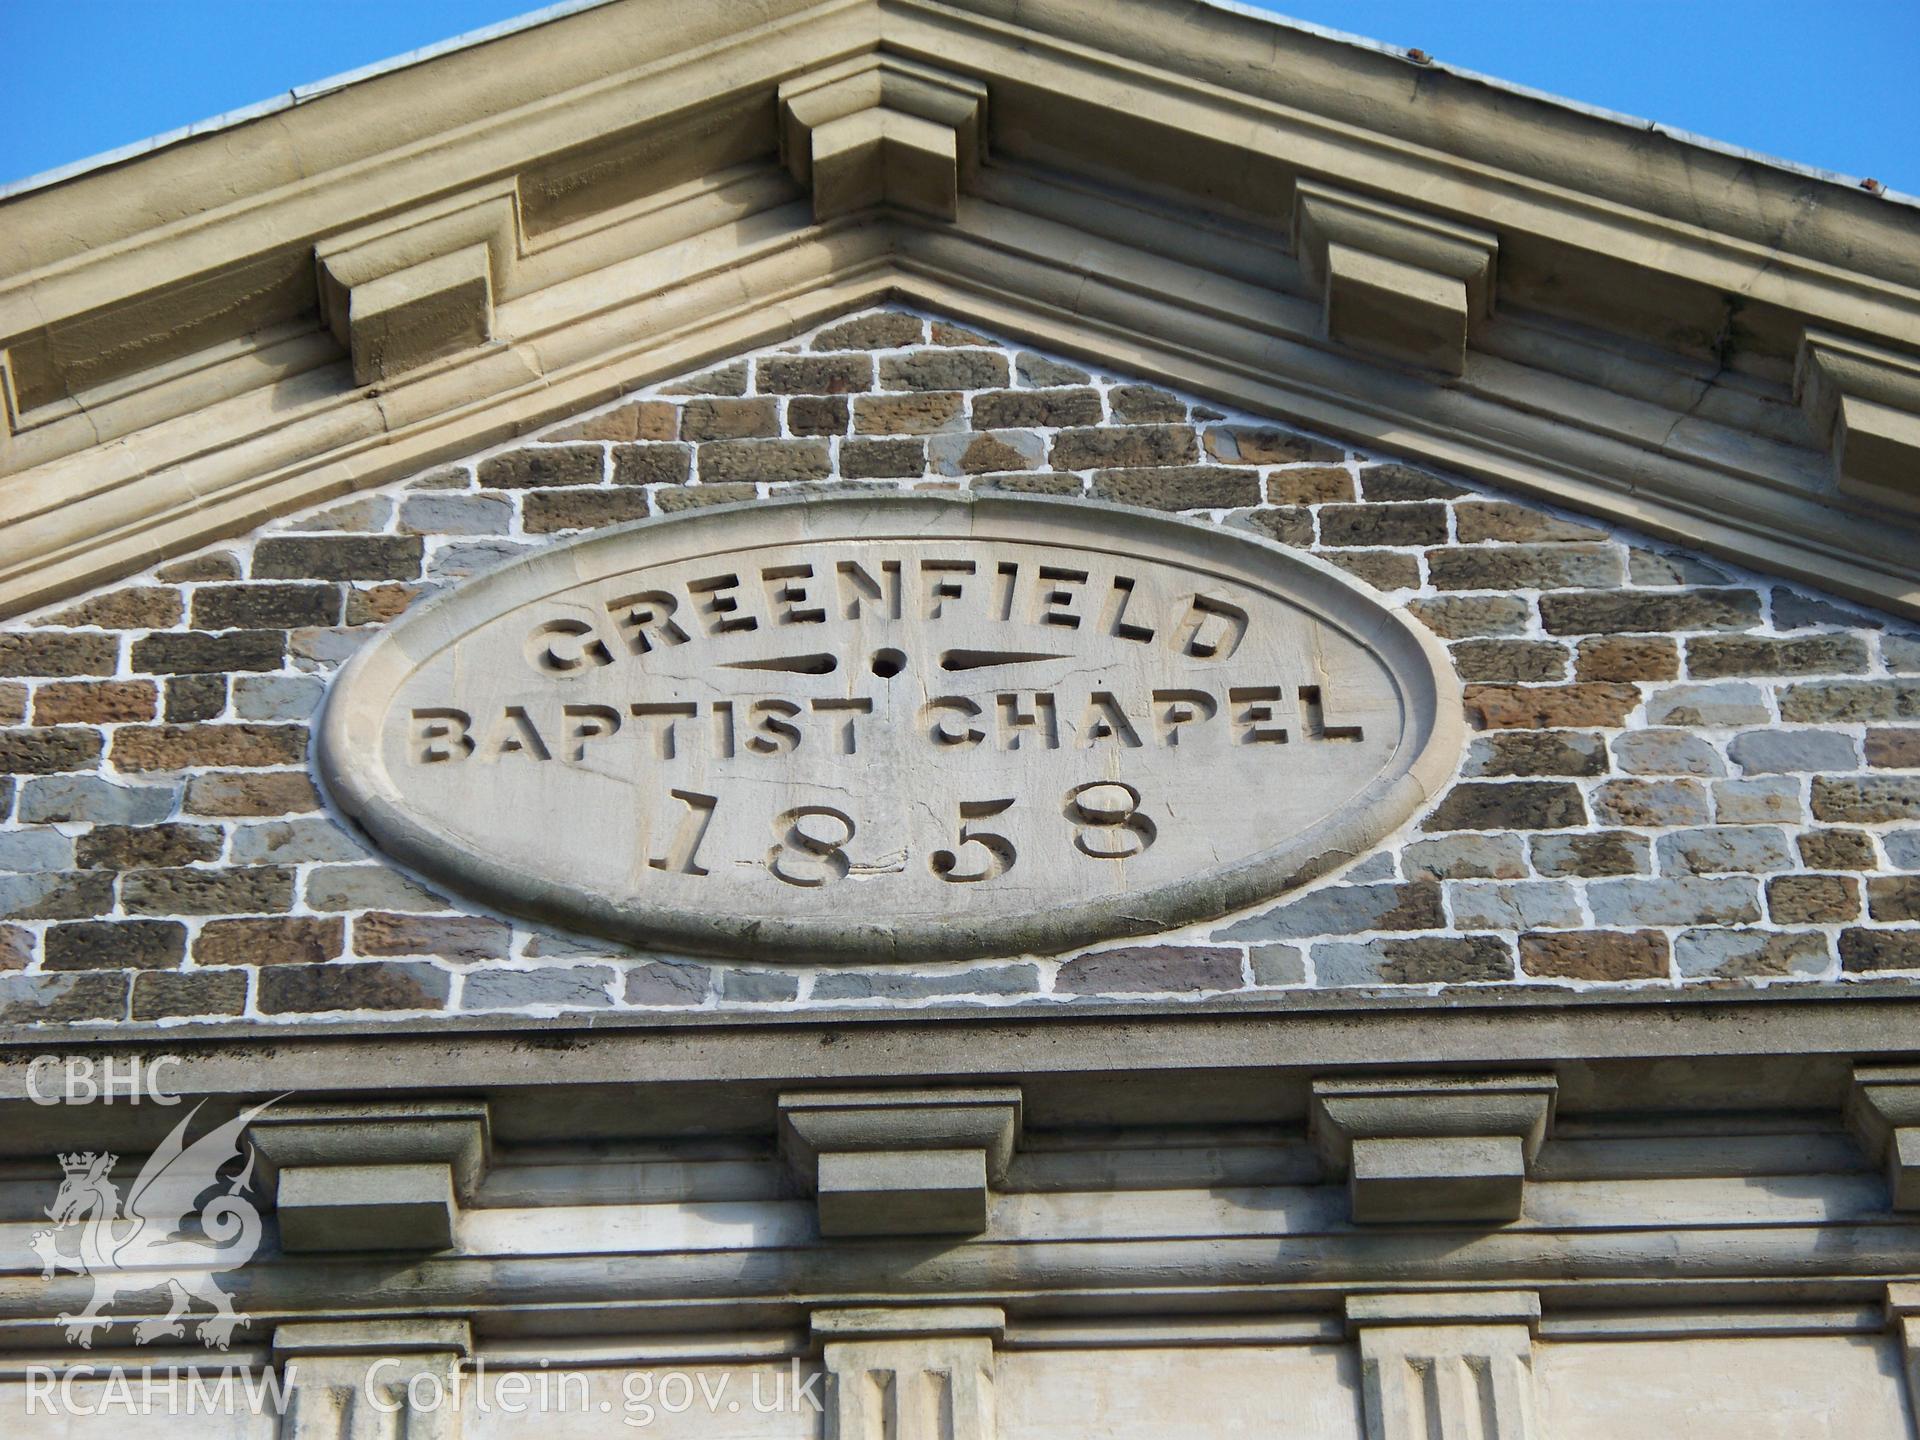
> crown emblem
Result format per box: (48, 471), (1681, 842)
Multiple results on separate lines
(58, 1152), (110, 1176)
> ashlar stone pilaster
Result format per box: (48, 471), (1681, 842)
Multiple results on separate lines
(1348, 1292), (1539, 1440)
(813, 1306), (1003, 1440)
(1797, 329), (1920, 515)
(273, 1317), (470, 1440)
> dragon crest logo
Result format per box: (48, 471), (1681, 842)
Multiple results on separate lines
(30, 1100), (276, 1350)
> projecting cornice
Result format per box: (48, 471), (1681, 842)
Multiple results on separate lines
(4, 0), (1920, 617)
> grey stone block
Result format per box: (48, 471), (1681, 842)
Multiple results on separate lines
(1447, 882), (1583, 931)
(1644, 682), (1771, 728)
(1728, 729), (1860, 774)
(18, 776), (178, 825)
(1673, 929), (1830, 979)
(276, 1162), (457, 1252)
(230, 818), (368, 864)
(1402, 835), (1528, 881)
(0, 829), (75, 872)
(812, 965), (1040, 1001)
(1611, 730), (1725, 776)
(461, 965), (615, 1009)
(232, 673), (327, 721)
(1655, 826), (1795, 876)
(303, 864), (449, 913)
(1217, 883), (1443, 941)
(1588, 876), (1762, 926)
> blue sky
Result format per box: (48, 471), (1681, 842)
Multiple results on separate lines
(4, 0), (1916, 193)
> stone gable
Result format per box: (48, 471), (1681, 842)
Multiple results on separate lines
(1, 307), (1916, 1026)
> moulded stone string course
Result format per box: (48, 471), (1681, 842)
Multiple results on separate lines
(2, 306), (1919, 1025)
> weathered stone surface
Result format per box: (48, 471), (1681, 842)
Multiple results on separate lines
(1644, 682), (1771, 728)
(1712, 777), (1803, 824)
(43, 920), (186, 971)
(164, 674), (226, 722)
(32, 680), (156, 725)
(660, 360), (747, 396)
(253, 535), (423, 581)
(1768, 874), (1859, 924)
(1204, 426), (1341, 466)
(1727, 729), (1857, 774)
(0, 727), (103, 774)
(675, 397), (776, 441)
(1453, 502), (1607, 544)
(0, 973), (128, 1024)
(1800, 829), (1877, 870)
(541, 398), (677, 442)
(1590, 778), (1710, 826)
(1866, 729), (1920, 768)
(1520, 930), (1668, 981)
(1402, 835), (1529, 880)
(1318, 503), (1446, 548)
(623, 961), (710, 1006)
(815, 312), (925, 350)
(0, 829), (73, 871)
(812, 965), (1043, 1000)
(1530, 831), (1650, 877)
(854, 392), (965, 434)
(973, 389), (1103, 429)
(157, 553), (241, 583)
(1773, 588), (1876, 630)
(111, 723), (306, 771)
(475, 445), (604, 488)
(840, 439), (925, 478)
(1314, 935), (1514, 985)
(1266, 466), (1355, 504)
(973, 472), (1083, 496)
(1884, 634), (1920, 672)
(1248, 944), (1306, 985)
(462, 965), (615, 1009)
(232, 673), (326, 721)
(1428, 544), (1622, 591)
(1407, 596), (1531, 638)
(1320, 550), (1419, 590)
(1051, 425), (1196, 470)
(1840, 929), (1920, 972)
(714, 970), (801, 1002)
(1056, 946), (1243, 993)
(286, 495), (391, 530)
(0, 682), (21, 725)
(0, 871), (116, 921)
(930, 430), (1045, 476)
(1449, 882), (1582, 931)
(1422, 782), (1585, 831)
(1779, 680), (1920, 723)
(1812, 776), (1920, 823)
(1234, 507), (1315, 547)
(1539, 590), (1761, 635)
(1449, 641), (1568, 684)
(41, 587), (183, 629)
(194, 917), (343, 966)
(0, 926), (29, 969)
(522, 489), (653, 533)
(75, 823), (222, 869)
(19, 775), (178, 825)
(354, 912), (513, 961)
(786, 396), (849, 436)
(230, 818), (366, 864)
(304, 865), (450, 913)
(132, 630), (285, 675)
(257, 962), (451, 1014)
(1091, 466), (1260, 511)
(1687, 634), (1869, 678)
(648, 482), (756, 513)
(1655, 826), (1794, 876)
(1107, 384), (1186, 423)
(345, 583), (427, 625)
(931, 322), (991, 345)
(697, 439), (831, 483)
(1464, 731), (1606, 777)
(1888, 831), (1920, 868)
(192, 583), (341, 630)
(1612, 730), (1725, 776)
(1575, 636), (1678, 682)
(1015, 352), (1088, 386)
(880, 351), (1008, 391)
(1625, 548), (1729, 586)
(132, 970), (249, 1020)
(1675, 929), (1830, 979)
(757, 354), (872, 394)
(1588, 876), (1762, 926)
(183, 770), (320, 816)
(1357, 464), (1467, 500)
(0, 633), (118, 677)
(610, 444), (693, 486)
(1464, 684), (1640, 730)
(1867, 875), (1920, 921)
(122, 866), (294, 915)
(1217, 883), (1444, 941)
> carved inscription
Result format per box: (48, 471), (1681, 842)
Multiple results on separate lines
(318, 496), (1461, 960)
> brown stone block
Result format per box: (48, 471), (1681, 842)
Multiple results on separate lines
(353, 912), (513, 961)
(1590, 777), (1710, 827)
(0, 727), (104, 774)
(1811, 776), (1920, 823)
(1575, 636), (1679, 682)
(0, 683), (22, 725)
(1422, 781), (1586, 832)
(344, 584), (424, 626)
(1798, 829), (1877, 870)
(1840, 928), (1920, 972)
(0, 633), (119, 678)
(0, 925), (30, 969)
(0, 872), (116, 921)
(1463, 683), (1641, 730)
(183, 770), (321, 816)
(164, 675), (226, 722)
(840, 439), (925, 479)
(1203, 426), (1341, 466)
(41, 587), (184, 629)
(1866, 729), (1920, 768)
(112, 724), (307, 772)
(1868, 876), (1920, 921)
(252, 536), (424, 581)
(43, 920), (187, 971)
(659, 361), (747, 396)
(879, 351), (1008, 391)
(1530, 831), (1650, 877)
(1320, 550), (1418, 590)
(1407, 596), (1532, 638)
(1052, 425), (1197, 471)
(1453, 502), (1607, 544)
(786, 395), (849, 435)
(1265, 466), (1355, 504)
(1769, 874), (1860, 924)
(1090, 466), (1260, 511)
(697, 439), (831, 483)
(1356, 464), (1468, 500)
(33, 680), (156, 725)
(1450, 641), (1569, 684)
(756, 354), (872, 394)
(1520, 930), (1668, 981)
(1539, 589), (1761, 636)
(929, 322), (991, 346)
(1316, 503), (1448, 548)
(1427, 543), (1622, 591)
(121, 866), (296, 915)
(192, 584), (342, 631)
(522, 489), (652, 534)
(1108, 384), (1187, 423)
(1686, 634), (1870, 678)
(194, 916), (344, 965)
(76, 824), (223, 869)
(132, 970), (249, 1021)
(972, 388), (1103, 429)
(473, 445), (604, 488)
(0, 973), (129, 1024)
(131, 630), (285, 675)
(652, 483), (758, 513)
(1466, 731), (1606, 777)
(257, 961), (452, 1014)
(541, 400), (677, 442)
(853, 392), (965, 435)
(158, 553), (241, 583)
(813, 312), (925, 350)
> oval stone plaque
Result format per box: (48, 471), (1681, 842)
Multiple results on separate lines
(317, 494), (1462, 962)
